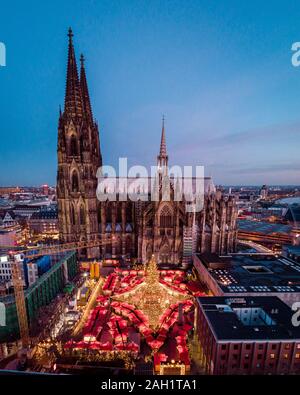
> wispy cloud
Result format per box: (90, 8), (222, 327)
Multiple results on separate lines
(174, 119), (300, 155)
(205, 121), (300, 148)
(230, 162), (300, 175)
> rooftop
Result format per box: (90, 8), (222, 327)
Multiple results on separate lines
(30, 210), (58, 220)
(197, 296), (300, 341)
(284, 245), (300, 255)
(284, 205), (300, 224)
(237, 219), (292, 235)
(98, 176), (215, 196)
(196, 253), (300, 294)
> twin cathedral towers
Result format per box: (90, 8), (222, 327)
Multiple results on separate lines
(57, 29), (237, 263)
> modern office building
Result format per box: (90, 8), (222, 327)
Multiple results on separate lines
(193, 253), (300, 307)
(194, 296), (300, 375)
(0, 254), (39, 288)
(0, 251), (78, 342)
(0, 255), (26, 286)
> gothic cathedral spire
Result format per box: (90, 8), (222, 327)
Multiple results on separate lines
(159, 115), (167, 157)
(57, 28), (101, 259)
(64, 28), (83, 119)
(80, 54), (93, 124)
(157, 115), (168, 170)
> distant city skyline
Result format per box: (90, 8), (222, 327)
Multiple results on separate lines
(1, 1), (300, 186)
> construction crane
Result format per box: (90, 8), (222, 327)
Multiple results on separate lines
(9, 237), (116, 349)
(11, 257), (30, 348)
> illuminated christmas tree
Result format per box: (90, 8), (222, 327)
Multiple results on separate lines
(115, 255), (188, 329)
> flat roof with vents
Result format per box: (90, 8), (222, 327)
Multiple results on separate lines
(197, 296), (300, 341)
(195, 253), (300, 294)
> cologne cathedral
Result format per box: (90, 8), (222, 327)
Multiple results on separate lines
(57, 30), (238, 263)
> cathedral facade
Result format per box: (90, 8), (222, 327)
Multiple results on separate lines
(57, 30), (238, 263)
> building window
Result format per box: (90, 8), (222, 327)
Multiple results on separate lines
(70, 135), (78, 156)
(71, 171), (79, 192)
(80, 205), (85, 225)
(270, 353), (275, 359)
(71, 205), (76, 225)
(159, 206), (173, 228)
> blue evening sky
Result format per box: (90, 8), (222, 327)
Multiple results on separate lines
(1, 0), (300, 186)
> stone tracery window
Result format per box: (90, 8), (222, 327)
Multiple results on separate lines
(159, 205), (173, 227)
(70, 135), (78, 156)
(71, 171), (79, 192)
(70, 204), (76, 225)
(80, 205), (85, 225)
